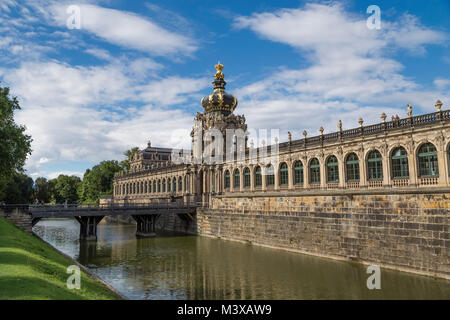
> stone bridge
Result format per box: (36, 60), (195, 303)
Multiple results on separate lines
(1, 203), (197, 240)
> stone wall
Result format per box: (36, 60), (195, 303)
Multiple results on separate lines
(196, 190), (449, 279)
(156, 212), (197, 235)
(0, 206), (33, 233)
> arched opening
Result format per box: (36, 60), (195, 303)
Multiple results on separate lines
(244, 167), (251, 188)
(153, 180), (156, 193)
(224, 170), (230, 189)
(266, 165), (275, 187)
(173, 178), (176, 192)
(158, 179), (161, 193)
(179, 177), (183, 193)
(254, 166), (262, 187)
(233, 169), (240, 189)
(162, 179), (166, 193)
(391, 147), (409, 178)
(367, 150), (383, 180)
(167, 178), (171, 192)
(326, 156), (339, 183)
(293, 161), (303, 185)
(346, 153), (360, 181)
(417, 143), (438, 177)
(309, 158), (320, 184)
(279, 162), (288, 186)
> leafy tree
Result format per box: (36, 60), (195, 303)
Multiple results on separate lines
(0, 85), (32, 199)
(53, 175), (81, 203)
(34, 177), (51, 203)
(79, 160), (122, 203)
(120, 147), (139, 171)
(3, 173), (34, 204)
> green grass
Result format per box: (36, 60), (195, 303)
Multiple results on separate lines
(0, 217), (122, 300)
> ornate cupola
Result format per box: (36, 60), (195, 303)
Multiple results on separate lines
(201, 62), (238, 116)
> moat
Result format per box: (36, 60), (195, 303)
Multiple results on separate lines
(33, 219), (449, 300)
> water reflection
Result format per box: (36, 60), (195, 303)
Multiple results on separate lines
(33, 218), (449, 300)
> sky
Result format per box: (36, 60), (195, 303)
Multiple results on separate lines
(0, 0), (449, 180)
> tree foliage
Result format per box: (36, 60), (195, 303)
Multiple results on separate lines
(120, 147), (139, 171)
(79, 160), (122, 203)
(51, 175), (81, 204)
(3, 173), (34, 204)
(0, 85), (32, 200)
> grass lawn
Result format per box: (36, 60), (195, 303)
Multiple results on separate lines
(0, 217), (122, 300)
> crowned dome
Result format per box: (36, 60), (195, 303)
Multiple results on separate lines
(201, 62), (238, 116)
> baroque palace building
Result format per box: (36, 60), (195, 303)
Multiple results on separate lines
(113, 63), (450, 205)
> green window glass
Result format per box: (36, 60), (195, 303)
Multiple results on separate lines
(418, 143), (438, 177)
(153, 180), (156, 193)
(279, 163), (288, 186)
(367, 150), (383, 180)
(244, 167), (251, 188)
(126, 184), (129, 194)
(167, 178), (171, 192)
(294, 161), (303, 185)
(158, 180), (161, 193)
(140, 182), (143, 193)
(309, 158), (320, 184)
(224, 170), (230, 189)
(144, 182), (147, 193)
(123, 185), (125, 195)
(391, 147), (409, 178)
(162, 179), (166, 192)
(173, 179), (176, 192)
(266, 165), (275, 186)
(133, 183), (136, 194)
(346, 153), (360, 181)
(326, 156), (339, 182)
(234, 169), (240, 188)
(255, 166), (262, 187)
(179, 177), (183, 192)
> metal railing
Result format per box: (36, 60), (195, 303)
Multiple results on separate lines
(28, 202), (198, 212)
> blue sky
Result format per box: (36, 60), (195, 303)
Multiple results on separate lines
(0, 0), (449, 179)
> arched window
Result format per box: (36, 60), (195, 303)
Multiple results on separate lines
(153, 180), (156, 193)
(367, 150), (383, 180)
(244, 167), (251, 188)
(144, 181), (147, 193)
(391, 147), (409, 178)
(233, 169), (240, 188)
(162, 179), (166, 192)
(122, 185), (125, 195)
(140, 181), (143, 193)
(133, 182), (136, 194)
(158, 180), (161, 193)
(266, 165), (275, 186)
(167, 178), (171, 192)
(326, 156), (339, 182)
(279, 162), (288, 186)
(294, 161), (303, 185)
(126, 184), (129, 194)
(418, 143), (438, 177)
(173, 178), (176, 192)
(224, 170), (230, 189)
(346, 153), (360, 181)
(255, 166), (262, 187)
(309, 158), (320, 184)
(179, 177), (183, 192)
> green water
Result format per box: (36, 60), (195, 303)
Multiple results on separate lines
(33, 219), (449, 300)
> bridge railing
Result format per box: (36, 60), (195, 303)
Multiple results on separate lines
(29, 202), (198, 212)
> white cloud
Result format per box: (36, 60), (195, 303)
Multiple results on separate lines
(233, 3), (449, 135)
(50, 4), (198, 56)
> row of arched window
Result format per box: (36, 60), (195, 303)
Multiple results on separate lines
(223, 143), (445, 188)
(115, 176), (185, 196)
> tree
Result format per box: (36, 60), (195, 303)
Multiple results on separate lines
(34, 177), (51, 203)
(120, 147), (139, 171)
(53, 175), (81, 203)
(0, 85), (32, 199)
(3, 173), (34, 204)
(79, 160), (122, 203)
